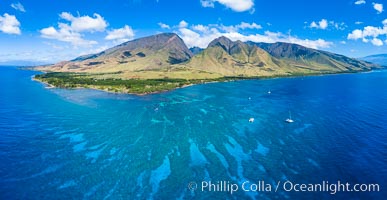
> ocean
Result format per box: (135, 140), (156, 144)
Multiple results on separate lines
(0, 66), (386, 199)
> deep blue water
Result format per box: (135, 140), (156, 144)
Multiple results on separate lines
(0, 66), (386, 199)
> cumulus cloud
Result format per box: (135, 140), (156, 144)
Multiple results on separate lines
(310, 19), (328, 29)
(309, 19), (346, 30)
(348, 29), (363, 40)
(371, 38), (383, 46)
(354, 0), (366, 5)
(220, 22), (262, 32)
(105, 25), (134, 42)
(59, 12), (107, 32)
(179, 20), (188, 28)
(347, 19), (387, 46)
(237, 22), (262, 30)
(200, 0), (254, 12)
(192, 24), (209, 32)
(11, 2), (26, 12)
(175, 21), (332, 49)
(40, 24), (97, 46)
(40, 12), (108, 46)
(0, 13), (21, 35)
(158, 22), (170, 29)
(373, 2), (383, 13)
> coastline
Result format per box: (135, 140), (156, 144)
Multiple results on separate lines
(33, 75), (232, 96)
(31, 68), (380, 95)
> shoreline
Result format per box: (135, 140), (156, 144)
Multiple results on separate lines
(32, 68), (380, 95)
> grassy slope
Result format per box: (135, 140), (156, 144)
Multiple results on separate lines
(34, 39), (380, 94)
(34, 65), (368, 95)
(34, 57), (375, 95)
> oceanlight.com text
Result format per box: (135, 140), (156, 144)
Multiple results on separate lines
(188, 180), (380, 195)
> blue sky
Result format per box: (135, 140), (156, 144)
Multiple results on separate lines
(0, 0), (386, 64)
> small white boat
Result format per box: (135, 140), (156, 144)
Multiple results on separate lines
(285, 118), (294, 123)
(249, 118), (255, 123)
(285, 111), (294, 123)
(268, 91), (271, 94)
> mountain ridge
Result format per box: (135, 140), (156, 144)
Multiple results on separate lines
(34, 33), (383, 94)
(361, 54), (387, 66)
(37, 32), (381, 77)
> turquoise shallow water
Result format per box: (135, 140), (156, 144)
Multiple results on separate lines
(0, 66), (386, 199)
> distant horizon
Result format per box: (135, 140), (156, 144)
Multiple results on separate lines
(1, 0), (387, 63)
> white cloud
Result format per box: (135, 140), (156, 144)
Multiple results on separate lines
(347, 19), (387, 46)
(105, 25), (134, 42)
(0, 13), (21, 35)
(59, 12), (107, 32)
(158, 22), (170, 29)
(340, 41), (346, 44)
(309, 19), (345, 30)
(40, 12), (110, 46)
(192, 24), (209, 32)
(371, 38), (383, 46)
(10, 2), (26, 12)
(331, 21), (346, 30)
(355, 21), (363, 25)
(175, 21), (332, 49)
(179, 20), (188, 28)
(348, 29), (363, 40)
(200, 0), (214, 8)
(373, 2), (383, 14)
(200, 0), (254, 12)
(354, 0), (366, 5)
(237, 22), (262, 30)
(220, 22), (262, 32)
(319, 19), (328, 29)
(310, 19), (328, 29)
(179, 27), (210, 48)
(40, 24), (97, 46)
(310, 22), (318, 28)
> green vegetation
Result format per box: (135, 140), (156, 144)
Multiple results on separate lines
(33, 34), (382, 94)
(35, 69), (370, 95)
(34, 72), (241, 94)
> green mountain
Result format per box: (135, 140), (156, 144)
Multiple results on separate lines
(361, 54), (387, 66)
(186, 37), (378, 77)
(255, 42), (377, 73)
(186, 36), (286, 76)
(37, 33), (381, 80)
(40, 33), (193, 76)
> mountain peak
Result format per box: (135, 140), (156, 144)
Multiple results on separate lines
(62, 32), (193, 70)
(208, 36), (233, 48)
(41, 33), (380, 78)
(115, 32), (181, 50)
(207, 36), (238, 55)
